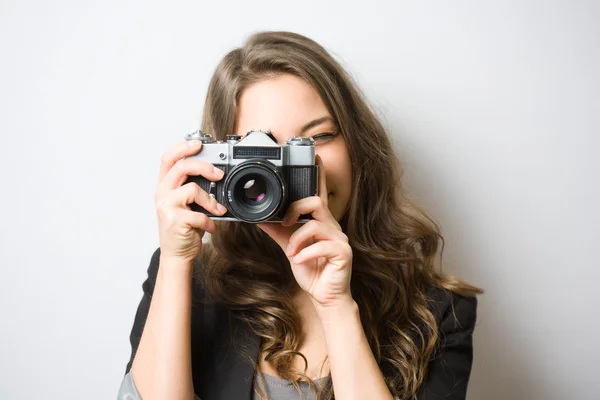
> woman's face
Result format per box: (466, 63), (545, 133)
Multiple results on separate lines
(235, 74), (352, 222)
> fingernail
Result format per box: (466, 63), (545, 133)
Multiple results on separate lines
(188, 140), (202, 147)
(214, 166), (224, 177)
(217, 203), (227, 213)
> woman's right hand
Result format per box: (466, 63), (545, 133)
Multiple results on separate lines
(154, 139), (228, 263)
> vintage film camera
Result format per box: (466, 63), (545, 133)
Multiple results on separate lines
(184, 129), (318, 223)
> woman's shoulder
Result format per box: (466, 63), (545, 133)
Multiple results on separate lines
(424, 283), (478, 337)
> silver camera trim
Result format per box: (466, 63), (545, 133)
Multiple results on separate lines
(184, 130), (315, 167)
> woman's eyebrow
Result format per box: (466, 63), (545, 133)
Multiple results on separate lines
(300, 116), (335, 135)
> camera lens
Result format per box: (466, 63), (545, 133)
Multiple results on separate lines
(223, 160), (286, 223)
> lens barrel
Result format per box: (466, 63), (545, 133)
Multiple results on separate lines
(222, 159), (286, 223)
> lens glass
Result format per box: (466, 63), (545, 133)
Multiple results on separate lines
(241, 177), (267, 205)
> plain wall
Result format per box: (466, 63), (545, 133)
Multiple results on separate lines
(0, 1), (598, 399)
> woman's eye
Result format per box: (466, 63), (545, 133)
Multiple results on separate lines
(312, 132), (337, 141)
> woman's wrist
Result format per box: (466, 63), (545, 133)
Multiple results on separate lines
(313, 295), (359, 325)
(159, 255), (196, 276)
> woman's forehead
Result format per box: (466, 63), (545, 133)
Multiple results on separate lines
(235, 75), (333, 140)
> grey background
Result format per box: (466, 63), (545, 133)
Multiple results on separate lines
(0, 1), (598, 399)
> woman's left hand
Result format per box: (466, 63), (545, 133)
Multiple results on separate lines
(258, 156), (353, 308)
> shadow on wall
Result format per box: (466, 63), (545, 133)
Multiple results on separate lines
(391, 126), (565, 400)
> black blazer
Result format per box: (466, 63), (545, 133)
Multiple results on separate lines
(124, 248), (478, 399)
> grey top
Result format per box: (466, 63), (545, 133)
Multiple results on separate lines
(253, 372), (331, 400)
(117, 371), (331, 400)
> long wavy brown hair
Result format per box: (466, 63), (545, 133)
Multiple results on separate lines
(194, 31), (482, 400)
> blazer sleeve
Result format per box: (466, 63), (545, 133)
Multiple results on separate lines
(124, 247), (162, 375)
(417, 293), (478, 400)
(121, 248), (207, 400)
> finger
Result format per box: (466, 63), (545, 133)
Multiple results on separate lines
(159, 140), (204, 183)
(287, 220), (347, 257)
(292, 240), (352, 265)
(315, 154), (328, 207)
(166, 182), (227, 216)
(178, 208), (217, 234)
(282, 196), (338, 228)
(257, 222), (297, 251)
(160, 158), (225, 191)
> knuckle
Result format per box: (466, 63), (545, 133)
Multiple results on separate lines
(154, 193), (165, 207)
(178, 184), (190, 199)
(165, 210), (179, 225)
(346, 246), (353, 258)
(307, 220), (319, 230)
(156, 202), (174, 221)
(341, 241), (352, 253)
(174, 158), (186, 172)
(196, 187), (209, 202)
(197, 213), (210, 228)
(199, 160), (212, 170)
(192, 160), (210, 175)
(183, 181), (196, 192)
(200, 213), (210, 224)
(155, 197), (169, 213)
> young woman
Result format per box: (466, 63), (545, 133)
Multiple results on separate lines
(118, 31), (482, 400)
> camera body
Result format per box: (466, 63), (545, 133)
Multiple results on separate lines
(183, 129), (318, 223)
